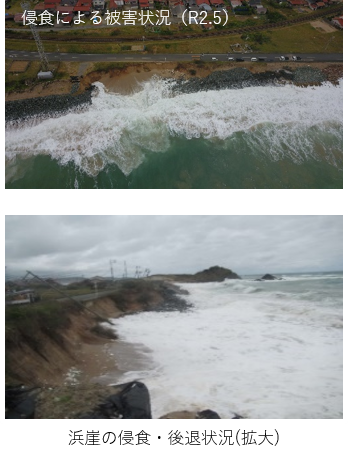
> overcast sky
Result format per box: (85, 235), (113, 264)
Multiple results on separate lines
(5, 216), (343, 278)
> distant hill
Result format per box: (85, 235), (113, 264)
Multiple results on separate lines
(149, 266), (241, 283)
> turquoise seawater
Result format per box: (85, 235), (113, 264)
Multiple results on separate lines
(5, 80), (343, 189)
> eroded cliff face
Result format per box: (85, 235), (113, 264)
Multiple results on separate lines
(6, 305), (108, 386)
(5, 280), (189, 387)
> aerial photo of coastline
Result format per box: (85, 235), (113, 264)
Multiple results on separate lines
(5, 0), (343, 188)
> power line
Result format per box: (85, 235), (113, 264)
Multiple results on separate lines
(25, 270), (112, 324)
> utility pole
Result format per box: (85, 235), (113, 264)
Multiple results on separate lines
(110, 260), (116, 280)
(123, 261), (128, 279)
(26, 271), (111, 324)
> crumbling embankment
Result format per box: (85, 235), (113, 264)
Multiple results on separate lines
(5, 279), (189, 387)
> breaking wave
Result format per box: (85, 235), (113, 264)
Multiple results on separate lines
(5, 79), (343, 177)
(110, 273), (343, 418)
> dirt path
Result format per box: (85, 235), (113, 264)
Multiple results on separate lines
(310, 20), (337, 33)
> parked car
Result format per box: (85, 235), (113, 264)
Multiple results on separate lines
(251, 58), (258, 62)
(258, 58), (265, 61)
(211, 57), (218, 61)
(236, 58), (244, 62)
(228, 57), (235, 61)
(280, 56), (285, 61)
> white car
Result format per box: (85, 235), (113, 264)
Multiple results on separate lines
(211, 57), (218, 61)
(228, 57), (235, 61)
(292, 56), (297, 61)
(280, 56), (285, 61)
(251, 57), (258, 62)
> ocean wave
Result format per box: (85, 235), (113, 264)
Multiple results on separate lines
(111, 278), (343, 418)
(5, 79), (343, 177)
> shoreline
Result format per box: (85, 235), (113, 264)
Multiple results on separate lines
(5, 61), (342, 105)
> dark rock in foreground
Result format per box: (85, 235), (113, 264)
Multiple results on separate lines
(161, 409), (244, 419)
(197, 409), (221, 419)
(5, 381), (245, 419)
(5, 385), (38, 419)
(79, 381), (152, 419)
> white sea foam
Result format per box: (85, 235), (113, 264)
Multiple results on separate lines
(110, 275), (342, 418)
(5, 80), (343, 176)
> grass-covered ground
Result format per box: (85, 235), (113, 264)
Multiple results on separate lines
(6, 301), (71, 333)
(6, 19), (343, 55)
(5, 60), (80, 92)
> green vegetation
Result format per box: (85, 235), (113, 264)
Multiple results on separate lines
(6, 301), (72, 350)
(254, 23), (343, 53)
(37, 286), (93, 300)
(145, 23), (342, 54)
(6, 37), (125, 54)
(5, 60), (41, 93)
(5, 60), (75, 93)
(6, 10), (343, 56)
(5, 21), (343, 65)
(266, 11), (286, 24)
(92, 62), (129, 72)
(5, 0), (23, 15)
(242, 32), (271, 45)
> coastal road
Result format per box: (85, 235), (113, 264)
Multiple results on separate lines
(5, 50), (343, 63)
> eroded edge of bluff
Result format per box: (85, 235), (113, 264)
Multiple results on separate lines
(5, 279), (190, 388)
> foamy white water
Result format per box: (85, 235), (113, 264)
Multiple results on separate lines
(111, 274), (343, 418)
(5, 80), (343, 176)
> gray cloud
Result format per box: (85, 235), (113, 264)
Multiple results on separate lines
(5, 216), (343, 278)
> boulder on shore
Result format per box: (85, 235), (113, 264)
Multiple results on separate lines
(79, 381), (152, 419)
(5, 385), (37, 419)
(5, 381), (245, 419)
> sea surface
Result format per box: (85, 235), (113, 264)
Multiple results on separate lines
(109, 272), (343, 418)
(5, 80), (343, 189)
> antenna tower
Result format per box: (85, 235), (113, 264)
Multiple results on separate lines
(21, 2), (50, 72)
